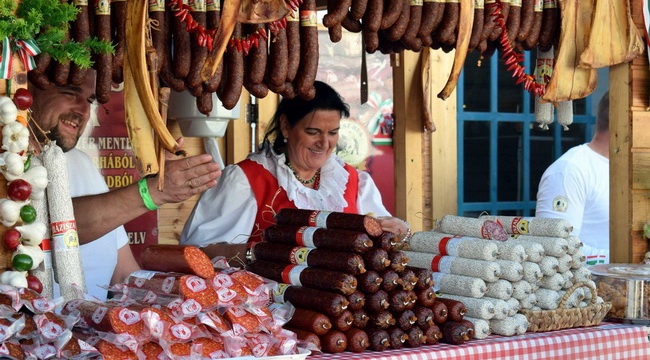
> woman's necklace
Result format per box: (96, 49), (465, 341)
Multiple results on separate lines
(286, 161), (320, 185)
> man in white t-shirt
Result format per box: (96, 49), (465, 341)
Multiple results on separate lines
(28, 71), (222, 300)
(535, 92), (609, 265)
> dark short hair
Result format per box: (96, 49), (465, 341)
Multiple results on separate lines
(596, 91), (609, 133)
(264, 81), (350, 152)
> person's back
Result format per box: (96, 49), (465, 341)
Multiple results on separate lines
(535, 92), (610, 264)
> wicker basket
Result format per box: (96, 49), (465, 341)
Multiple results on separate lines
(520, 282), (612, 332)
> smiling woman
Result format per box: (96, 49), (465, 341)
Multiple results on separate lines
(180, 81), (409, 257)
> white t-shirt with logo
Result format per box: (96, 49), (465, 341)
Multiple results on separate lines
(535, 144), (609, 264)
(55, 148), (129, 301)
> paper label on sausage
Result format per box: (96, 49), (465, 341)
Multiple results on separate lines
(148, 0), (165, 11)
(432, 272), (444, 293)
(73, 0), (89, 5)
(189, 0), (206, 11)
(289, 247), (312, 265)
(510, 0), (522, 6)
(445, 0), (459, 2)
(36, 315), (64, 340)
(300, 10), (317, 27)
(91, 306), (108, 324)
(474, 0), (485, 9)
(183, 276), (208, 293)
(281, 265), (304, 286)
(287, 13), (299, 21)
(51, 221), (79, 250)
(438, 237), (462, 257)
(533, 0), (543, 11)
(273, 283), (289, 303)
(296, 226), (317, 247)
(118, 309), (141, 326)
(410, 0), (423, 5)
(485, 0), (496, 3)
(206, 0), (220, 11)
(542, 0), (556, 8)
(510, 217), (534, 235)
(94, 0), (110, 15)
(39, 238), (52, 268)
(430, 255), (452, 273)
(424, 0), (443, 2)
(308, 211), (331, 228)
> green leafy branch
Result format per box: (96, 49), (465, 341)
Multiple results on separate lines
(0, 0), (114, 68)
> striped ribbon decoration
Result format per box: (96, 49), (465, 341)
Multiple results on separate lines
(0, 37), (12, 79)
(0, 37), (41, 79)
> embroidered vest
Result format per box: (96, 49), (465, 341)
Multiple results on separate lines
(238, 158), (359, 245)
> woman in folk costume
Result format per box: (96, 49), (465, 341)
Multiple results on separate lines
(181, 81), (409, 260)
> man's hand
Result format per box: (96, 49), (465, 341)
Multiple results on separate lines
(150, 138), (222, 205)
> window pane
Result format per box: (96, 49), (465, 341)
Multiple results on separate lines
(497, 122), (523, 201)
(464, 121), (490, 202)
(561, 123), (587, 153)
(462, 53), (491, 112)
(530, 123), (555, 200)
(574, 97), (587, 115)
(497, 60), (524, 113)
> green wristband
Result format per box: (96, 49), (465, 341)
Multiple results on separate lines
(138, 178), (159, 210)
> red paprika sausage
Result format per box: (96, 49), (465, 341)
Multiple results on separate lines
(286, 307), (332, 335)
(140, 245), (216, 279)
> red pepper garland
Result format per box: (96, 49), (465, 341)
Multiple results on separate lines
(168, 0), (302, 53)
(488, 0), (546, 96)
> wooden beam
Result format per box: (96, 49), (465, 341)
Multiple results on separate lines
(609, 63), (632, 262)
(393, 51), (425, 231)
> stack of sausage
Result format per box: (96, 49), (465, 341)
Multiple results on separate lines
(246, 208), (475, 353)
(0, 286), (97, 359)
(404, 215), (600, 336)
(61, 244), (300, 359)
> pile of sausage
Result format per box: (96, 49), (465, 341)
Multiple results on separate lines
(55, 244), (302, 360)
(247, 209), (476, 353)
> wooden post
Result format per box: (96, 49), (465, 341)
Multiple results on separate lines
(392, 51), (425, 231)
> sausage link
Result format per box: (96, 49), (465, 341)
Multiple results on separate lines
(320, 330), (347, 353)
(365, 290), (390, 312)
(388, 290), (412, 313)
(424, 324), (442, 344)
(537, 0), (558, 51)
(416, 286), (437, 307)
(149, 0), (166, 75)
(172, 1), (191, 78)
(368, 310), (395, 329)
(406, 326), (425, 347)
(28, 70), (53, 90)
(253, 242), (366, 275)
(263, 225), (373, 254)
(489, 1), (510, 41)
(286, 307), (332, 335)
(419, 1), (445, 47)
(439, 321), (470, 345)
(347, 291), (367, 311)
(323, 0), (353, 28)
(431, 300), (449, 324)
(468, 1), (485, 52)
(330, 310), (354, 332)
(405, 267), (433, 290)
(401, 1), (423, 50)
(110, 0), (127, 83)
(94, 1), (112, 104)
(436, 2), (460, 46)
(282, 286), (350, 317)
(285, 16), (301, 82)
(400, 268), (419, 291)
(187, 3), (208, 90)
(380, 0), (402, 30)
(345, 328), (369, 352)
(140, 245), (215, 278)
(196, 91), (213, 115)
(395, 309), (417, 331)
(388, 251), (409, 272)
(350, 0), (370, 20)
(217, 23), (244, 110)
(380, 270), (403, 292)
(516, 0), (534, 42)
(352, 309), (369, 328)
(435, 298), (467, 322)
(386, 0), (409, 41)
(285, 327), (321, 350)
(522, 1), (542, 49)
(372, 232), (399, 251)
(328, 23), (343, 42)
(160, 4), (186, 91)
(357, 270), (383, 293)
(363, 28), (380, 53)
(413, 305), (435, 329)
(265, 27), (289, 92)
(459, 319), (475, 339)
(367, 328), (390, 350)
(69, 0), (91, 85)
(203, 0), (222, 92)
(387, 326), (408, 349)
(342, 13), (363, 32)
(294, 0), (318, 100)
(506, 1), (521, 44)
(363, 248), (390, 272)
(275, 209), (383, 237)
(246, 260), (357, 295)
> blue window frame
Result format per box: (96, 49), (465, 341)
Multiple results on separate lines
(456, 51), (598, 217)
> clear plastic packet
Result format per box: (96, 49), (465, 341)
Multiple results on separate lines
(0, 315), (25, 342)
(197, 310), (231, 335)
(33, 312), (76, 343)
(16, 287), (63, 314)
(0, 341), (24, 360)
(222, 307), (264, 336)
